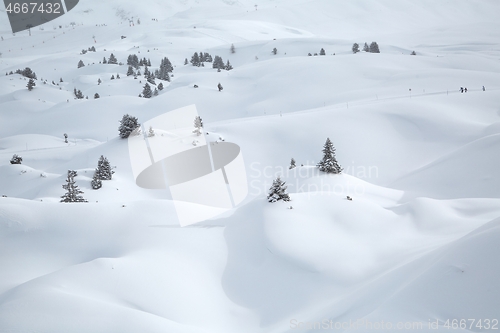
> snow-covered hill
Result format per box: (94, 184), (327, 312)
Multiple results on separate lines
(1, 0), (499, 332)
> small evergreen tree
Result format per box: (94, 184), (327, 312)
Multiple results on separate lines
(411, 50), (416, 55)
(193, 116), (203, 136)
(317, 138), (342, 174)
(230, 44), (236, 54)
(184, 58), (188, 65)
(352, 43), (360, 54)
(118, 114), (140, 139)
(158, 82), (164, 91)
(212, 56), (225, 70)
(111, 75), (115, 80)
(97, 78), (102, 85)
(142, 83), (152, 98)
(225, 60), (233, 71)
(108, 53), (118, 64)
(27, 78), (36, 91)
(148, 126), (155, 137)
(289, 158), (296, 169)
(102, 57), (107, 64)
(320, 48), (326, 55)
(96, 155), (114, 180)
(94, 93), (100, 99)
(369, 42), (380, 53)
(363, 42), (369, 52)
(217, 83), (223, 92)
(60, 170), (88, 203)
(272, 47), (278, 55)
(10, 154), (22, 164)
(77, 60), (85, 68)
(267, 176), (291, 203)
(91, 169), (102, 189)
(190, 52), (200, 66)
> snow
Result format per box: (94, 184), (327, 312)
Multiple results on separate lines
(1, 0), (500, 331)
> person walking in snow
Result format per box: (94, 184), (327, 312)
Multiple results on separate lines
(460, 87), (464, 93)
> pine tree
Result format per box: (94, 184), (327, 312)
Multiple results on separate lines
(102, 57), (107, 64)
(148, 126), (155, 137)
(97, 78), (102, 85)
(94, 93), (100, 99)
(225, 60), (233, 71)
(60, 170), (88, 203)
(142, 83), (152, 98)
(317, 138), (342, 174)
(352, 43), (360, 54)
(147, 58), (151, 67)
(272, 47), (278, 55)
(213, 56), (225, 70)
(10, 154), (22, 164)
(320, 48), (326, 55)
(27, 78), (36, 91)
(184, 58), (188, 65)
(126, 65), (134, 76)
(411, 50), (416, 55)
(363, 42), (369, 52)
(267, 176), (291, 203)
(78, 60), (85, 68)
(190, 52), (200, 66)
(369, 42), (380, 53)
(230, 44), (236, 54)
(147, 74), (156, 85)
(217, 83), (223, 92)
(118, 114), (140, 139)
(91, 169), (102, 189)
(289, 158), (296, 169)
(193, 116), (203, 136)
(158, 82), (164, 91)
(111, 75), (115, 80)
(96, 155), (114, 180)
(108, 53), (118, 64)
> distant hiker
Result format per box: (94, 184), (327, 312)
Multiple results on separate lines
(460, 87), (464, 93)
(483, 86), (486, 91)
(464, 87), (468, 93)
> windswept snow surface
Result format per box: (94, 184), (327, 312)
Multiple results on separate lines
(1, 0), (500, 332)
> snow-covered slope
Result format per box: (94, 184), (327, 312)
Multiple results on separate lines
(1, 0), (499, 332)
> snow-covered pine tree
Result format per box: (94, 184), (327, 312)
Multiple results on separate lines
(289, 158), (296, 169)
(27, 78), (36, 91)
(272, 47), (278, 55)
(60, 170), (88, 203)
(213, 56), (225, 70)
(111, 75), (115, 80)
(158, 82), (164, 90)
(142, 83), (152, 98)
(147, 74), (156, 85)
(127, 66), (134, 76)
(369, 42), (380, 53)
(317, 138), (342, 174)
(184, 58), (188, 65)
(217, 82), (223, 91)
(193, 116), (203, 136)
(78, 60), (85, 68)
(91, 169), (102, 189)
(118, 114), (140, 139)
(230, 44), (236, 54)
(267, 176), (291, 203)
(10, 154), (22, 164)
(102, 57), (107, 64)
(320, 48), (326, 55)
(225, 60), (233, 71)
(352, 43), (360, 53)
(94, 93), (100, 99)
(148, 126), (155, 137)
(363, 42), (369, 52)
(190, 52), (200, 66)
(108, 53), (118, 64)
(97, 78), (102, 85)
(97, 155), (114, 180)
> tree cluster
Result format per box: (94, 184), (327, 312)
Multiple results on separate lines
(354, 42), (380, 53)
